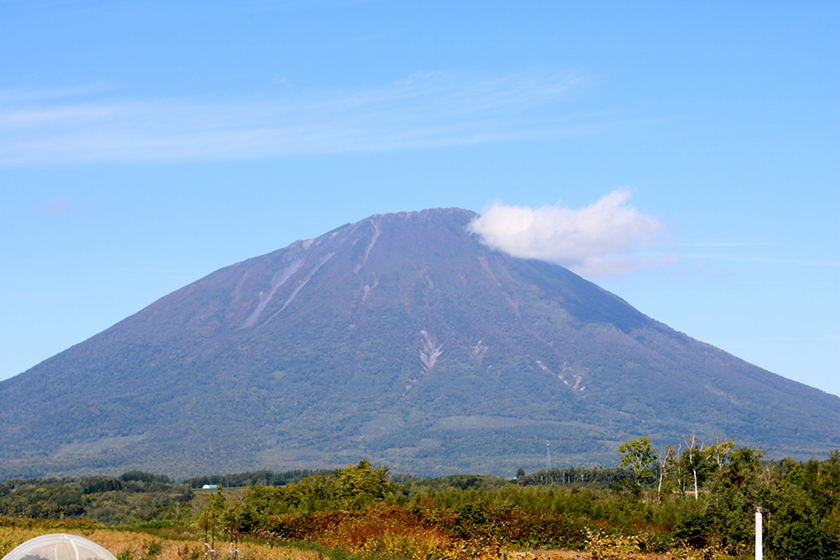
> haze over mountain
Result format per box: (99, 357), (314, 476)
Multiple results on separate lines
(1, 208), (837, 479)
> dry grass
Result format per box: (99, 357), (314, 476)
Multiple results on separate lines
(0, 525), (730, 560)
(0, 515), (734, 560)
(308, 507), (451, 557)
(0, 525), (324, 560)
(319, 514), (450, 557)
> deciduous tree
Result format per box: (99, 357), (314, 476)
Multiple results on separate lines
(682, 431), (705, 500)
(704, 433), (734, 472)
(618, 437), (657, 484)
(657, 444), (677, 495)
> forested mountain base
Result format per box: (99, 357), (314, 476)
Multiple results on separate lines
(1, 445), (838, 560)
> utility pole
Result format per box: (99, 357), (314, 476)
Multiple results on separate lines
(755, 507), (763, 560)
(546, 441), (551, 470)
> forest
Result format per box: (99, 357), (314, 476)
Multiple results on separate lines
(0, 440), (837, 560)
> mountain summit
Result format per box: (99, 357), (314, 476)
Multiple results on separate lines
(2, 208), (838, 478)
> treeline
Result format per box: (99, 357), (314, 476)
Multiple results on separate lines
(2, 471), (175, 493)
(184, 469), (333, 489)
(518, 466), (634, 488)
(0, 471), (192, 524)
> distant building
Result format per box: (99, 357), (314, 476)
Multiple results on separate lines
(202, 484), (219, 489)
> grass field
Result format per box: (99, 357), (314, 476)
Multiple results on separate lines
(0, 522), (324, 560)
(0, 520), (730, 560)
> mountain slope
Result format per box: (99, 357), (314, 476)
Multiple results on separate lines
(1, 208), (837, 478)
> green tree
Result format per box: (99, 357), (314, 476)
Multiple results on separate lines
(334, 460), (394, 509)
(703, 434), (734, 473)
(618, 437), (657, 484)
(768, 454), (840, 559)
(703, 447), (768, 548)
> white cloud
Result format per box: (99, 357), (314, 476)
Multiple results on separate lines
(467, 191), (675, 277)
(0, 71), (591, 165)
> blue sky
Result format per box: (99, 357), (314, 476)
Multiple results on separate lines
(1, 1), (838, 396)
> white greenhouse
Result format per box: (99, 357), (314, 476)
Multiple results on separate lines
(1, 534), (117, 560)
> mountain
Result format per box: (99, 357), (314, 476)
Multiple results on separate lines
(1, 208), (838, 479)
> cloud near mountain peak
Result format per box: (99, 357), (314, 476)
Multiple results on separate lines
(467, 191), (675, 277)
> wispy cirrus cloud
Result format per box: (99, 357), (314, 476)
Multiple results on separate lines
(0, 84), (113, 105)
(0, 71), (591, 165)
(468, 191), (675, 277)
